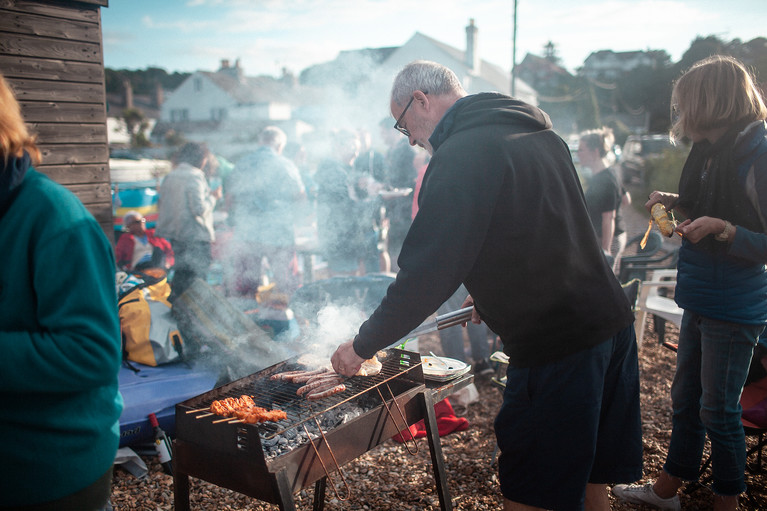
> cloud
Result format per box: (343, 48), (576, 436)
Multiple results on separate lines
(141, 14), (216, 33)
(515, 0), (727, 70)
(103, 0), (764, 76)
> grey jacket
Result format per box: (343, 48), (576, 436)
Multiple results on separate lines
(156, 162), (217, 243)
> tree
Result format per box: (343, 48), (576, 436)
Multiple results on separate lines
(105, 67), (190, 95)
(615, 61), (676, 134)
(676, 36), (729, 72)
(588, 36), (767, 136)
(122, 107), (151, 148)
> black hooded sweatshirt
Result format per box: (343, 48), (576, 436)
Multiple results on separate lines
(354, 93), (633, 367)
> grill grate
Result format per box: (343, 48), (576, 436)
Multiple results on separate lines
(178, 350), (424, 455)
(181, 350), (422, 440)
(173, 349), (461, 511)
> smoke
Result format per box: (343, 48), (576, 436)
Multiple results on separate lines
(290, 304), (368, 366)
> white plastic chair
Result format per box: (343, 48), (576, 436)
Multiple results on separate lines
(635, 269), (684, 345)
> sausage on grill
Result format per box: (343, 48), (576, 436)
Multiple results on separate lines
(296, 375), (344, 396)
(291, 368), (333, 383)
(306, 383), (346, 400)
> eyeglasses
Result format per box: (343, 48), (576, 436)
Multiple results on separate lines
(393, 91), (427, 137)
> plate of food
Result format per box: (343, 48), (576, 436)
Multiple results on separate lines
(421, 356), (471, 381)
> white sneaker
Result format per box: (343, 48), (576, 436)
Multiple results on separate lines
(611, 482), (681, 511)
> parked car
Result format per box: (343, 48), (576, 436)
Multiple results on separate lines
(620, 134), (674, 185)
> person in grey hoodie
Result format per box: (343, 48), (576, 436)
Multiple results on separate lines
(332, 60), (641, 510)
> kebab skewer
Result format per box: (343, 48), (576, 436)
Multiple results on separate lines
(209, 395), (287, 424)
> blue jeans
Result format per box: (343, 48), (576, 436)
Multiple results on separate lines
(664, 312), (763, 496)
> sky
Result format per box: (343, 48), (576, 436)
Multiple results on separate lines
(102, 0), (766, 77)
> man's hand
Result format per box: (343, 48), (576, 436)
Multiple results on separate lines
(331, 340), (364, 377)
(461, 295), (482, 325)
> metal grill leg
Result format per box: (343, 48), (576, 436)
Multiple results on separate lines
(274, 469), (297, 511)
(422, 391), (453, 511)
(173, 469), (191, 511)
(313, 477), (327, 511)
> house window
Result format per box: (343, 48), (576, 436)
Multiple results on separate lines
(194, 78), (202, 92)
(211, 108), (227, 121)
(171, 109), (189, 122)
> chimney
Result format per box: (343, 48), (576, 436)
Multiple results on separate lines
(122, 78), (134, 109)
(219, 58), (244, 81)
(153, 81), (164, 109)
(234, 58), (244, 81)
(465, 18), (480, 73)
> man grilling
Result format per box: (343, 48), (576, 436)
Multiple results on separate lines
(331, 60), (642, 510)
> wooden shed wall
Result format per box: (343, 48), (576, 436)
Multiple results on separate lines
(0, 0), (112, 240)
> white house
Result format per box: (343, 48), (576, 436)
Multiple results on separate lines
(300, 19), (537, 137)
(156, 20), (535, 158)
(580, 50), (660, 81)
(157, 60), (319, 158)
(160, 60), (294, 124)
(379, 20), (536, 104)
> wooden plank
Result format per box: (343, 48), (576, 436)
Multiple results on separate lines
(19, 101), (105, 123)
(0, 55), (103, 83)
(98, 222), (116, 247)
(87, 201), (112, 217)
(37, 143), (108, 165)
(77, 0), (107, 7)
(0, 9), (100, 42)
(87, 202), (114, 224)
(9, 78), (104, 103)
(0, 1), (101, 23)
(68, 182), (111, 204)
(35, 163), (109, 185)
(30, 122), (107, 144)
(0, 33), (101, 63)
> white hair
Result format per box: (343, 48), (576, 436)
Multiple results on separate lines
(390, 60), (465, 106)
(259, 126), (287, 152)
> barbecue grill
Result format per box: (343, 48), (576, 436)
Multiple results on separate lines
(174, 348), (461, 510)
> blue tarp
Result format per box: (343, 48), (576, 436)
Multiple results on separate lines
(118, 361), (218, 447)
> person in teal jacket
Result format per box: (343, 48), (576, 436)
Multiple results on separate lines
(0, 73), (123, 510)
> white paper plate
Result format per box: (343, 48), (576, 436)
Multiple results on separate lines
(378, 188), (413, 199)
(421, 356), (470, 381)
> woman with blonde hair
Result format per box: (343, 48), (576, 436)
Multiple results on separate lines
(613, 55), (767, 511)
(0, 73), (122, 509)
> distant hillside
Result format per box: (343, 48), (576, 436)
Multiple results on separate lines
(105, 67), (190, 95)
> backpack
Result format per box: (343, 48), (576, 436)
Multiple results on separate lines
(117, 271), (183, 366)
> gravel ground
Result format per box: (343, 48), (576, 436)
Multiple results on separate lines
(110, 206), (767, 510)
(110, 320), (767, 510)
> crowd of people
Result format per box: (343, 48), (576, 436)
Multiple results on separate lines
(3, 52), (767, 511)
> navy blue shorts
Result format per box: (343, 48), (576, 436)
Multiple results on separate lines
(494, 324), (643, 510)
